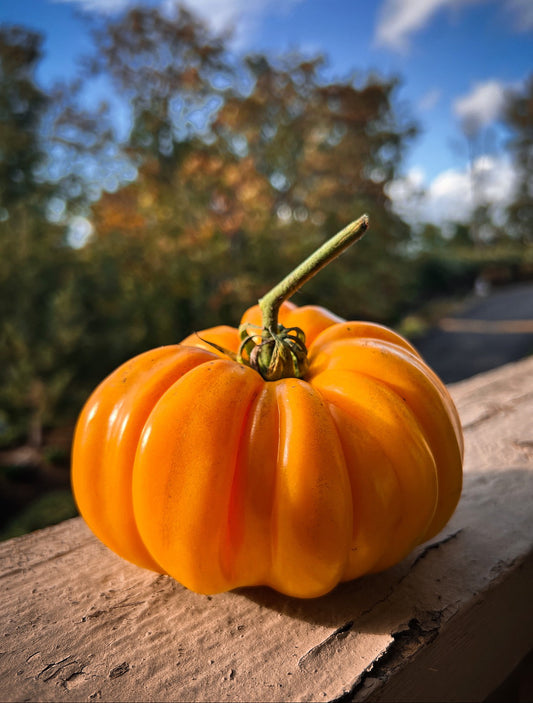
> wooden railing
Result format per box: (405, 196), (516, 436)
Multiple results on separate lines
(1, 356), (532, 702)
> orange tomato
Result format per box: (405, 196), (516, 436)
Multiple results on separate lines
(72, 301), (463, 598)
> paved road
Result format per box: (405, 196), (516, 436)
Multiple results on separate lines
(414, 282), (533, 384)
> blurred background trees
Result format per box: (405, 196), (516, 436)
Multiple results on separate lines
(504, 75), (533, 245)
(82, 7), (418, 326)
(0, 6), (531, 538)
(0, 26), (80, 449)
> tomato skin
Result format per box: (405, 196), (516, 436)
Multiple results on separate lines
(71, 345), (216, 571)
(72, 303), (463, 598)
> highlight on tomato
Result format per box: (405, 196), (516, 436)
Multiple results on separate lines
(72, 215), (463, 598)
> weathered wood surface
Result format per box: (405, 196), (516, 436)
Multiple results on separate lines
(1, 356), (532, 703)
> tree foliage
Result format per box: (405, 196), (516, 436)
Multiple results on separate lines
(81, 7), (418, 337)
(0, 27), (48, 213)
(0, 26), (81, 447)
(503, 75), (533, 244)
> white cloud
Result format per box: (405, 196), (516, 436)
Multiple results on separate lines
(426, 167), (473, 223)
(453, 80), (508, 134)
(162, 0), (305, 45)
(387, 155), (519, 226)
(375, 0), (533, 51)
(166, 0), (256, 33)
(52, 0), (131, 13)
(506, 0), (533, 31)
(375, 0), (478, 51)
(53, 0), (305, 44)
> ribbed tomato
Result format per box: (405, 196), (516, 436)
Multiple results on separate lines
(72, 297), (463, 598)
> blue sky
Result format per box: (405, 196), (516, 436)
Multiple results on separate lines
(1, 0), (532, 226)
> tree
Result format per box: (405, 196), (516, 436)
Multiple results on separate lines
(0, 26), (81, 448)
(78, 7), (418, 337)
(0, 26), (48, 215)
(503, 76), (533, 244)
(213, 53), (417, 320)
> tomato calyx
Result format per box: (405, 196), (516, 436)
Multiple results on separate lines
(238, 323), (309, 381)
(195, 325), (309, 381)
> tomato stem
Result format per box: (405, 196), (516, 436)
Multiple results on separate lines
(240, 215), (369, 381)
(205, 216), (369, 381)
(259, 214), (369, 334)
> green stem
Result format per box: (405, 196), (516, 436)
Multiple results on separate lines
(259, 214), (369, 334)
